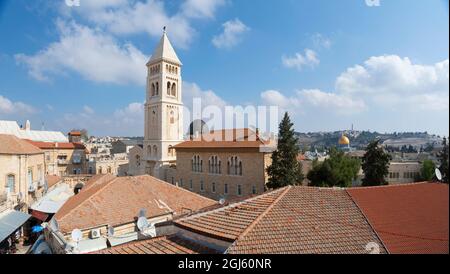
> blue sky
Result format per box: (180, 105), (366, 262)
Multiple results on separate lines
(0, 0), (448, 136)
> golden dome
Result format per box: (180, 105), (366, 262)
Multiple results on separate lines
(339, 135), (350, 145)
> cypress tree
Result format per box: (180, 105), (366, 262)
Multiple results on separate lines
(362, 139), (392, 186)
(267, 112), (304, 189)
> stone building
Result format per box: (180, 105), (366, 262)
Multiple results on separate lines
(27, 140), (87, 176)
(0, 134), (46, 213)
(166, 128), (275, 200)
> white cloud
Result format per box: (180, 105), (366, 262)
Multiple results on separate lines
(0, 95), (35, 115)
(83, 105), (94, 115)
(298, 89), (367, 114)
(260, 90), (300, 109)
(182, 0), (227, 19)
(61, 0), (225, 49)
(15, 20), (148, 85)
(212, 19), (250, 49)
(183, 81), (227, 109)
(57, 102), (145, 136)
(336, 55), (449, 111)
(282, 49), (319, 70)
(312, 33), (332, 49)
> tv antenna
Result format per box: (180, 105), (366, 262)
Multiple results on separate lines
(107, 225), (115, 237)
(137, 216), (149, 232)
(71, 229), (83, 243)
(435, 168), (443, 182)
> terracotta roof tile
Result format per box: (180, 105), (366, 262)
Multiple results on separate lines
(45, 175), (62, 189)
(347, 182), (449, 254)
(26, 140), (86, 150)
(55, 175), (217, 233)
(175, 128), (274, 149)
(227, 186), (386, 254)
(0, 134), (43, 155)
(92, 235), (218, 254)
(174, 188), (290, 241)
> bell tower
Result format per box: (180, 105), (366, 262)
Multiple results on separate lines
(144, 29), (184, 178)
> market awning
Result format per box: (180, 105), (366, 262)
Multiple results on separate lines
(0, 210), (31, 243)
(30, 183), (73, 214)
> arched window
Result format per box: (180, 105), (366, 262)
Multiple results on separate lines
(192, 155), (202, 172)
(153, 145), (158, 157)
(107, 166), (112, 174)
(6, 174), (15, 193)
(209, 156), (221, 174)
(147, 145), (152, 156)
(98, 166), (103, 174)
(170, 110), (175, 124)
(228, 156), (242, 176)
(155, 82), (159, 95)
(136, 155), (141, 167)
(167, 82), (171, 95)
(166, 64), (169, 72)
(171, 83), (177, 97)
(168, 145), (175, 157)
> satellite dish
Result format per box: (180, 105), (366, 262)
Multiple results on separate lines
(49, 218), (59, 232)
(107, 225), (115, 237)
(71, 229), (83, 243)
(137, 217), (149, 231)
(138, 208), (147, 218)
(219, 198), (226, 205)
(435, 168), (443, 181)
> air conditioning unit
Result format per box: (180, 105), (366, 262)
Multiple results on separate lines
(90, 228), (101, 239)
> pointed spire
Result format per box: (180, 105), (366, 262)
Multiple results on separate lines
(148, 28), (181, 65)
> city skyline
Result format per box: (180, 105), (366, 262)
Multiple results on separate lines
(0, 0), (449, 136)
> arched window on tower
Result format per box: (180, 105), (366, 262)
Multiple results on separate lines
(170, 110), (175, 124)
(153, 145), (158, 157)
(147, 145), (152, 157)
(167, 82), (171, 95)
(151, 83), (156, 96)
(171, 83), (177, 97)
(156, 82), (159, 95)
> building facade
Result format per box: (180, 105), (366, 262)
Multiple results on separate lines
(0, 135), (46, 213)
(27, 141), (87, 176)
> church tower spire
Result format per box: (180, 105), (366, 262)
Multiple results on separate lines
(144, 29), (184, 178)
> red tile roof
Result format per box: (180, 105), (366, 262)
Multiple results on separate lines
(92, 235), (218, 254)
(175, 128), (274, 149)
(175, 186), (385, 254)
(26, 140), (86, 150)
(55, 175), (217, 233)
(347, 182), (449, 254)
(226, 186), (386, 254)
(174, 188), (287, 242)
(45, 175), (62, 189)
(0, 134), (43, 155)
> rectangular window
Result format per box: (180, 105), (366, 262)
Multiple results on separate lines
(237, 185), (242, 196)
(212, 182), (216, 193)
(28, 168), (33, 185)
(189, 179), (193, 190)
(171, 177), (174, 185)
(224, 184), (228, 194)
(200, 181), (204, 192)
(252, 185), (257, 195)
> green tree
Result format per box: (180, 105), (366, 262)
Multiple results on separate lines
(438, 137), (449, 183)
(420, 160), (436, 181)
(307, 147), (361, 187)
(267, 113), (304, 189)
(361, 140), (392, 186)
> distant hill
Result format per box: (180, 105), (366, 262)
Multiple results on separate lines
(295, 131), (444, 151)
